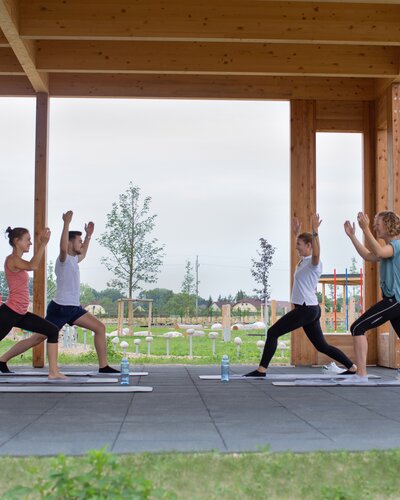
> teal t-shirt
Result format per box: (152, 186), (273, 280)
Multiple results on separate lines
(380, 239), (400, 301)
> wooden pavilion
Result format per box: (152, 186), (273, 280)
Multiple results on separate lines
(0, 0), (399, 368)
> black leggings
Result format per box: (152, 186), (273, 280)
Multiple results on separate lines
(350, 296), (400, 337)
(260, 304), (354, 369)
(0, 304), (59, 343)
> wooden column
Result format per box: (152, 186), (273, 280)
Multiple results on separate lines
(363, 100), (379, 365)
(290, 100), (317, 366)
(32, 93), (49, 368)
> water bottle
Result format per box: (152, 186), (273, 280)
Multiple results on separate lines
(120, 357), (130, 385)
(221, 354), (230, 382)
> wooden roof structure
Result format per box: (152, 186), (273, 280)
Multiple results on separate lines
(0, 0), (399, 368)
(0, 0), (399, 100)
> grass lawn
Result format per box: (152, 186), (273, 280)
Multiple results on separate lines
(2, 449), (400, 499)
(1, 326), (291, 366)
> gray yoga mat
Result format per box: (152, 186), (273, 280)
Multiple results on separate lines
(0, 371), (148, 377)
(272, 380), (400, 387)
(0, 385), (153, 393)
(0, 377), (118, 384)
(199, 374), (380, 380)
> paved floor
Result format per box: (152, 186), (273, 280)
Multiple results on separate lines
(0, 365), (400, 455)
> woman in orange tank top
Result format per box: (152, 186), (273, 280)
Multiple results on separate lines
(0, 226), (66, 379)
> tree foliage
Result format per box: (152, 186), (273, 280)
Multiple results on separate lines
(251, 238), (276, 300)
(98, 183), (165, 297)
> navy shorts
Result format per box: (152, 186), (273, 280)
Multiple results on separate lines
(46, 300), (88, 330)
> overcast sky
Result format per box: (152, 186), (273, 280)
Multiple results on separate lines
(0, 97), (362, 301)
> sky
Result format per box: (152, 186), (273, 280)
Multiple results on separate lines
(0, 97), (362, 301)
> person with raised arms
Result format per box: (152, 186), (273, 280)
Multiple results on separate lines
(41, 211), (119, 374)
(245, 214), (357, 378)
(0, 226), (65, 379)
(342, 211), (400, 384)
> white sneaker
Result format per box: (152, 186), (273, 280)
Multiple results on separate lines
(339, 374), (369, 385)
(322, 362), (343, 375)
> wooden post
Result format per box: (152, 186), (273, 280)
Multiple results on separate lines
(290, 100), (317, 365)
(221, 304), (231, 342)
(117, 300), (124, 336)
(148, 301), (152, 336)
(363, 100), (378, 365)
(127, 299), (134, 335)
(32, 93), (49, 368)
(271, 300), (277, 325)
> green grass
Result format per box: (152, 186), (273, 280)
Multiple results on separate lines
(2, 327), (291, 366)
(2, 449), (400, 499)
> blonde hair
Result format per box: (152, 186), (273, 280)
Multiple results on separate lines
(376, 211), (400, 237)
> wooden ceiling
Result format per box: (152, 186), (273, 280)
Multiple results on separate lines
(0, 0), (399, 100)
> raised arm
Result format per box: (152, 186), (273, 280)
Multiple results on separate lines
(9, 228), (51, 271)
(292, 216), (301, 240)
(357, 212), (394, 259)
(311, 213), (322, 266)
(78, 221), (94, 262)
(344, 217), (380, 262)
(60, 211), (73, 262)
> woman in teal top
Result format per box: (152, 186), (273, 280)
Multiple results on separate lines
(344, 211), (400, 383)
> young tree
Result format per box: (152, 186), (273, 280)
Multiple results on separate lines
(98, 183), (165, 298)
(180, 260), (196, 317)
(47, 261), (57, 303)
(251, 238), (276, 328)
(181, 260), (195, 295)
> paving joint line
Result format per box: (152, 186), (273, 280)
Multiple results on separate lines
(185, 366), (229, 451)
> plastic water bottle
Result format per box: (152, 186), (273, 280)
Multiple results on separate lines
(221, 354), (230, 382)
(120, 357), (130, 385)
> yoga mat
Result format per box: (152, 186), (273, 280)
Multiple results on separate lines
(0, 371), (148, 377)
(0, 385), (153, 393)
(272, 380), (400, 387)
(199, 374), (380, 380)
(0, 377), (118, 384)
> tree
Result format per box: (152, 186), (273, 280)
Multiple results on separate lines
(139, 288), (174, 316)
(251, 238), (276, 301)
(47, 261), (57, 303)
(98, 182), (165, 298)
(235, 290), (246, 302)
(180, 260), (196, 316)
(251, 238), (276, 328)
(0, 271), (8, 301)
(181, 260), (195, 295)
(349, 256), (358, 275)
(80, 283), (97, 305)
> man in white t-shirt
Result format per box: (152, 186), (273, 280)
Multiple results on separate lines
(45, 211), (119, 374)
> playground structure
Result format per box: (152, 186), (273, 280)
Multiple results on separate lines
(319, 269), (363, 333)
(117, 298), (153, 337)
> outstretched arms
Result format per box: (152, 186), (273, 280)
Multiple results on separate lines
(60, 210), (73, 262)
(78, 221), (94, 263)
(344, 213), (387, 262)
(311, 213), (322, 266)
(9, 228), (51, 271)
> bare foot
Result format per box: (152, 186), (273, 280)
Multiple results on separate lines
(48, 372), (68, 380)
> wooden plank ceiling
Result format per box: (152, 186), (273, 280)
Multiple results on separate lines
(0, 0), (399, 99)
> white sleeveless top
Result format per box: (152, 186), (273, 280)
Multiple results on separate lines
(54, 254), (80, 306)
(291, 255), (322, 306)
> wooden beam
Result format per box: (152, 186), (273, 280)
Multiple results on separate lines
(316, 100), (364, 132)
(0, 47), (23, 73)
(0, 27), (8, 46)
(36, 40), (400, 78)
(32, 92), (49, 368)
(0, 0), (48, 91)
(48, 73), (375, 101)
(0, 75), (35, 94)
(19, 0), (400, 46)
(290, 100), (317, 366)
(362, 101), (378, 365)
